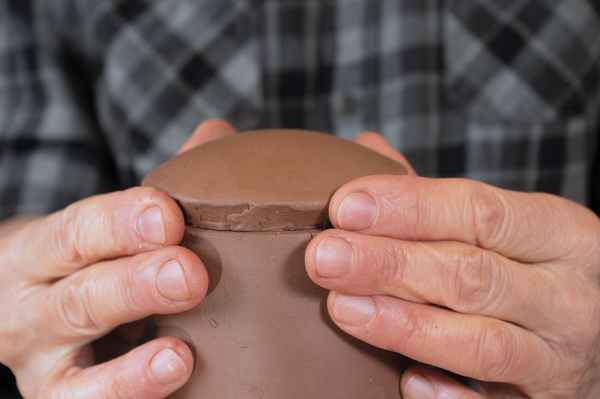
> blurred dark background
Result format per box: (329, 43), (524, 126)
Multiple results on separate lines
(0, 363), (20, 398)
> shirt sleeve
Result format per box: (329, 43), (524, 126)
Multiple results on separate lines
(0, 1), (119, 221)
(589, 126), (600, 216)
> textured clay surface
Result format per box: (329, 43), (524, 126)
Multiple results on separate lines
(142, 130), (407, 231)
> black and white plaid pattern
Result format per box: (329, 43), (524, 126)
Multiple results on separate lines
(1, 0), (600, 221)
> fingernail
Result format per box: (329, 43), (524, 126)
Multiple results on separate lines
(315, 237), (355, 279)
(137, 207), (166, 245)
(332, 295), (376, 326)
(150, 348), (188, 385)
(157, 260), (190, 302)
(337, 193), (377, 231)
(404, 374), (434, 399)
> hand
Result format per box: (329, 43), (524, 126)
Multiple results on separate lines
(306, 133), (600, 398)
(0, 120), (235, 399)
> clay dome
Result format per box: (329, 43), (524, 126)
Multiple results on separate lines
(142, 129), (407, 232)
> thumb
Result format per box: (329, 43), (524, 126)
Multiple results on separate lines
(353, 132), (417, 176)
(177, 119), (237, 155)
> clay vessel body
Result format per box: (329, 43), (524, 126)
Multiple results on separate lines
(156, 228), (406, 398)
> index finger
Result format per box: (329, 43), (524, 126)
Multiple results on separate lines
(177, 119), (236, 155)
(352, 132), (418, 176)
(2, 187), (185, 281)
(329, 176), (600, 263)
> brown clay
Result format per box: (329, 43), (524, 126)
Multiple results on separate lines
(157, 228), (407, 398)
(143, 129), (407, 231)
(143, 129), (410, 398)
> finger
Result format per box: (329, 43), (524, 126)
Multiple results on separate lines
(401, 366), (488, 399)
(353, 132), (418, 176)
(327, 292), (551, 385)
(44, 246), (207, 340)
(3, 187), (185, 281)
(0, 215), (40, 239)
(306, 231), (559, 329)
(35, 338), (193, 399)
(329, 176), (600, 263)
(177, 119), (237, 155)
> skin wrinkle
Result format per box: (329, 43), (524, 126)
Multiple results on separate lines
(535, 283), (587, 349)
(526, 341), (567, 396)
(549, 197), (586, 260)
(51, 208), (86, 274)
(59, 277), (103, 336)
(380, 236), (420, 301)
(376, 238), (404, 292)
(98, 372), (129, 399)
(393, 184), (423, 238)
(121, 258), (145, 316)
(106, 200), (123, 253)
(391, 240), (415, 300)
(471, 183), (509, 253)
(492, 263), (521, 319)
(448, 321), (477, 378)
(49, 198), (114, 278)
(475, 322), (516, 382)
(386, 299), (433, 353)
(523, 195), (569, 263)
(566, 211), (600, 268)
(520, 333), (557, 391)
(453, 246), (497, 316)
(346, 229), (551, 327)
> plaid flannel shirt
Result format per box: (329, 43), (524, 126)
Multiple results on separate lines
(1, 0), (600, 220)
(1, 0), (600, 393)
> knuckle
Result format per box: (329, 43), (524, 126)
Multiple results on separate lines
(569, 208), (600, 263)
(390, 304), (435, 351)
(451, 247), (497, 313)
(469, 183), (510, 250)
(97, 373), (129, 399)
(473, 323), (514, 381)
(50, 191), (139, 271)
(373, 240), (405, 289)
(120, 260), (147, 313)
(53, 204), (87, 267)
(56, 278), (102, 335)
(390, 189), (424, 237)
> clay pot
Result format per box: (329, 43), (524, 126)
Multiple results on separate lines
(143, 130), (409, 398)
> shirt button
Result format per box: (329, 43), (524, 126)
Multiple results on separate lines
(334, 95), (357, 115)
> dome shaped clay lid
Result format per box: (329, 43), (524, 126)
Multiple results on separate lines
(142, 129), (407, 232)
